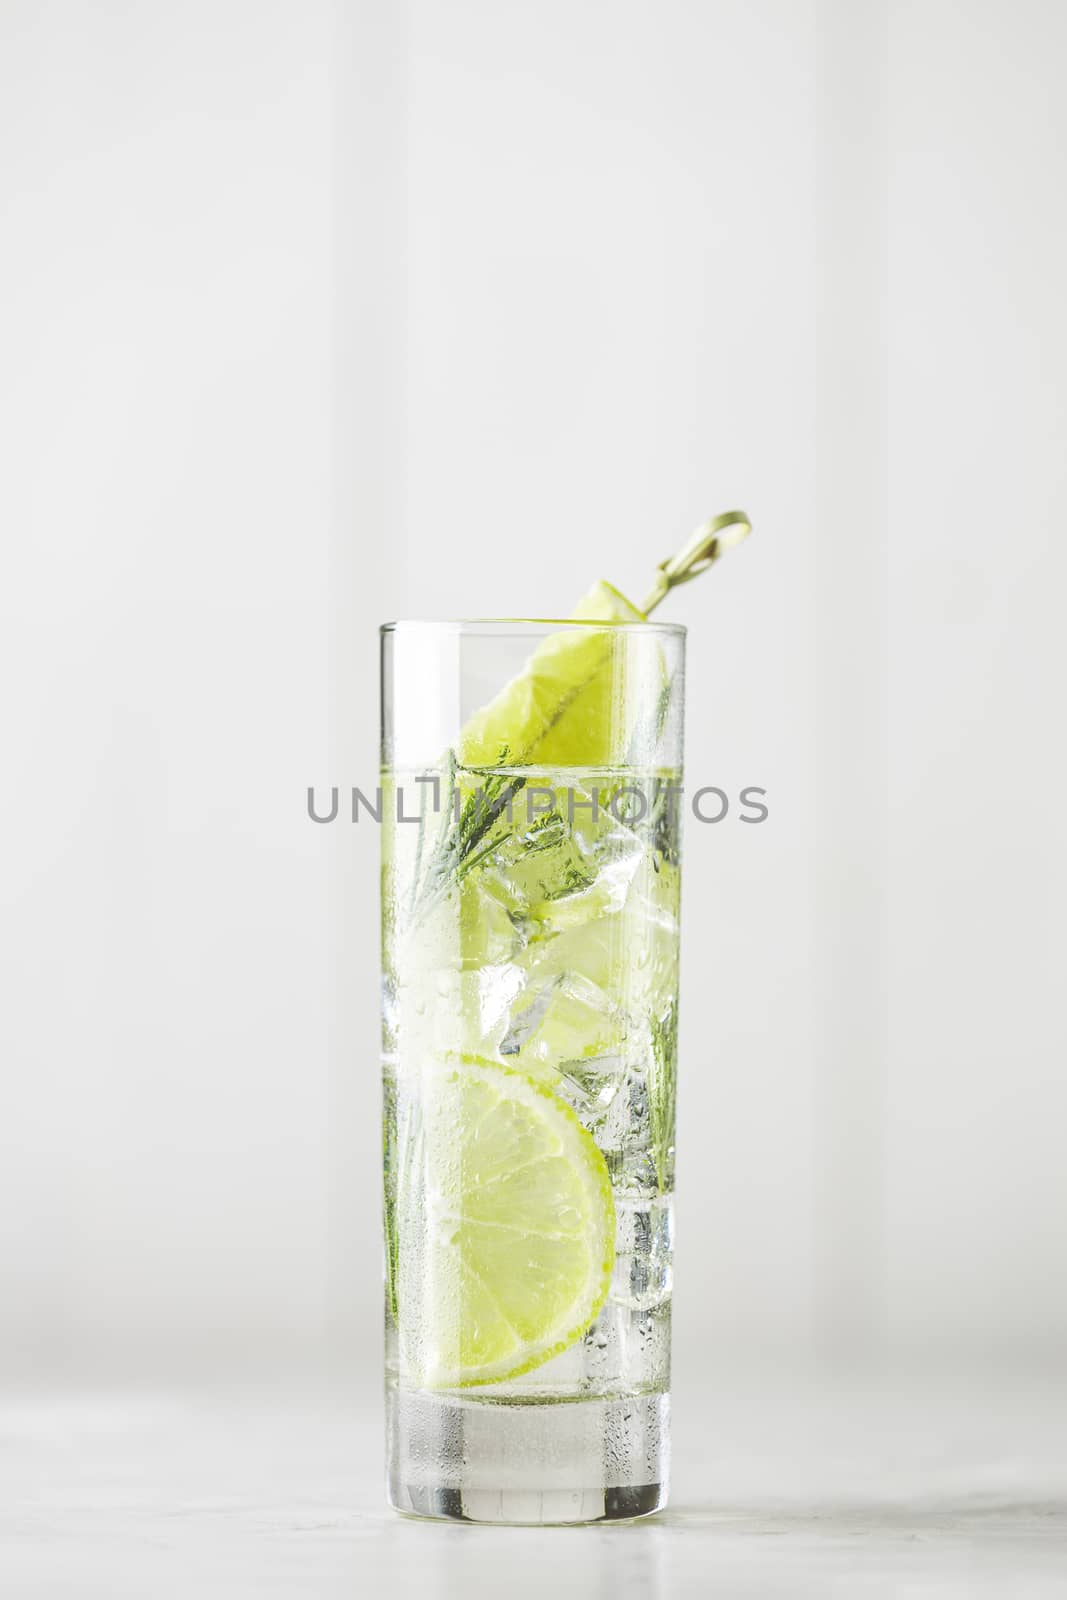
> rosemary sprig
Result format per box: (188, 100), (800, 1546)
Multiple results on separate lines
(648, 1000), (678, 1194)
(409, 748), (527, 923)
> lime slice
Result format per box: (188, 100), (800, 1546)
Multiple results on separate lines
(456, 581), (647, 768)
(397, 1055), (615, 1387)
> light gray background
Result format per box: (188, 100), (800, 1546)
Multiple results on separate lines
(1, 2), (1066, 1589)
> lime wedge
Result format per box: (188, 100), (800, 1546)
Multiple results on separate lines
(570, 579), (647, 624)
(456, 581), (647, 768)
(397, 1056), (615, 1387)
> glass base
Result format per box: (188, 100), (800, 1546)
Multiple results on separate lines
(386, 1385), (669, 1525)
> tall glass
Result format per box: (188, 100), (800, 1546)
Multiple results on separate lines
(380, 618), (685, 1523)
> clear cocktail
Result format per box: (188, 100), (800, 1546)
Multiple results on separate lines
(381, 609), (685, 1523)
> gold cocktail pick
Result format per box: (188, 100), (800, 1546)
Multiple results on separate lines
(640, 509), (752, 616)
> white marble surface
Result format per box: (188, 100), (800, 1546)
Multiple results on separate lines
(3, 1371), (1065, 1597)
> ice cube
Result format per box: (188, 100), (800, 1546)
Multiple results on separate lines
(393, 962), (525, 1060)
(597, 1063), (662, 1193)
(412, 876), (527, 972)
(611, 1194), (674, 1309)
(500, 971), (628, 1071)
(476, 788), (644, 933)
(498, 970), (630, 1116)
(622, 855), (680, 1020)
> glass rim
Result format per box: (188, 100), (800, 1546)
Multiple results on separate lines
(380, 617), (687, 637)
